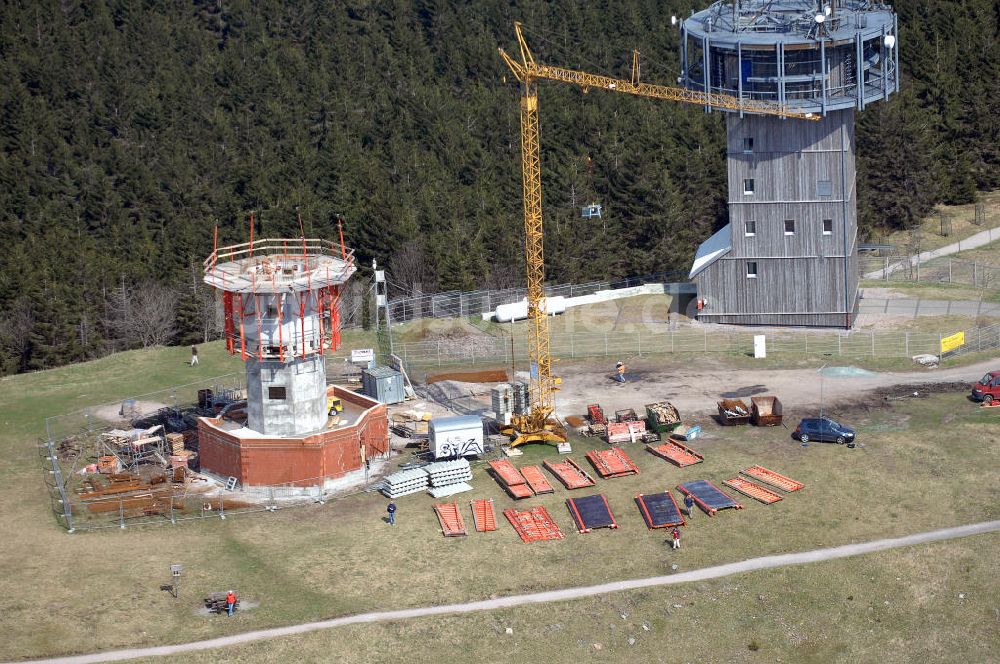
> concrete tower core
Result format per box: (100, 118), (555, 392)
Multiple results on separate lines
(681, 1), (899, 327)
(204, 239), (356, 436)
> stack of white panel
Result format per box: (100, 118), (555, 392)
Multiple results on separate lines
(381, 467), (429, 498)
(424, 458), (472, 487)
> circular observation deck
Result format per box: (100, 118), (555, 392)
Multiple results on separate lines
(679, 1), (898, 115)
(204, 238), (356, 295)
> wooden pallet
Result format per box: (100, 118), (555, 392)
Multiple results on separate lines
(544, 457), (596, 490)
(434, 503), (467, 536)
(740, 465), (805, 492)
(470, 498), (497, 532)
(585, 447), (640, 478)
(520, 465), (555, 494)
(723, 477), (783, 504)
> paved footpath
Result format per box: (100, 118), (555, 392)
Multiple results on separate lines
(864, 225), (1000, 279)
(21, 520), (1000, 664)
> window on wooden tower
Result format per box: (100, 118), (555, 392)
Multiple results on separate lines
(817, 180), (833, 197)
(746, 261), (758, 278)
(743, 179), (755, 195)
(823, 219), (833, 235)
(744, 220), (756, 236)
(784, 219), (796, 235)
(742, 137), (754, 153)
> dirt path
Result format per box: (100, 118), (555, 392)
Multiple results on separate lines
(21, 520), (999, 664)
(863, 225), (1000, 279)
(555, 356), (997, 420)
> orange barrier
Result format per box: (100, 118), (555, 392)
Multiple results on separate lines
(544, 457), (596, 490)
(741, 465), (804, 492)
(520, 465), (555, 494)
(504, 506), (565, 542)
(471, 498), (497, 532)
(585, 448), (640, 478)
(645, 440), (704, 467)
(723, 477), (783, 504)
(434, 503), (467, 536)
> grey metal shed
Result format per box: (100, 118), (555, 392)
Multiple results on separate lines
(361, 366), (405, 404)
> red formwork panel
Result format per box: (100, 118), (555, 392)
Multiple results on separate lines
(520, 465), (555, 494)
(503, 506), (565, 542)
(586, 447), (640, 479)
(544, 457), (596, 490)
(470, 498), (498, 532)
(645, 440), (704, 467)
(723, 477), (783, 504)
(740, 465), (805, 492)
(490, 459), (532, 499)
(434, 503), (467, 536)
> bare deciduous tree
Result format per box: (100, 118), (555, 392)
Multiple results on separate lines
(104, 281), (178, 348)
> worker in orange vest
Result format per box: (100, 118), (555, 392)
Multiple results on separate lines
(226, 590), (237, 616)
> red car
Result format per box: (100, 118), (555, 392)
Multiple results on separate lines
(970, 371), (1000, 404)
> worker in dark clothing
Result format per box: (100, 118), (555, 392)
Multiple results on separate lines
(684, 494), (695, 519)
(226, 590), (237, 616)
(387, 501), (397, 526)
(190, 344), (199, 366)
(615, 361), (626, 383)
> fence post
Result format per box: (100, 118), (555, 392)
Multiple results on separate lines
(871, 331), (875, 356)
(949, 258), (952, 283)
(671, 332), (675, 353)
(973, 262), (978, 288)
(884, 256), (889, 281)
(437, 340), (442, 366)
(604, 333), (608, 357)
(916, 261), (920, 282)
(704, 329), (708, 352)
(905, 332), (909, 357)
(571, 334), (575, 358)
(837, 334), (842, 356)
(637, 331), (642, 356)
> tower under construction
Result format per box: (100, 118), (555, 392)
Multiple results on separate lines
(683, 1), (899, 327)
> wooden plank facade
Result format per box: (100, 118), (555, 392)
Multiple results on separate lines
(694, 111), (858, 327)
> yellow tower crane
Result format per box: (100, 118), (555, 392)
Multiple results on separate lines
(498, 23), (818, 447)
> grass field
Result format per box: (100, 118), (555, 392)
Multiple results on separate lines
(859, 280), (1000, 304)
(877, 190), (1000, 254)
(1, 344), (998, 660)
(130, 533), (1000, 664)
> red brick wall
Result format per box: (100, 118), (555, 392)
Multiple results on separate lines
(196, 386), (389, 486)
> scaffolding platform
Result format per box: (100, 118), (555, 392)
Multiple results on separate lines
(676, 480), (743, 516)
(544, 457), (596, 490)
(520, 465), (555, 494)
(503, 506), (565, 543)
(645, 440), (704, 467)
(489, 459), (533, 499)
(585, 447), (640, 478)
(741, 465), (805, 492)
(470, 498), (498, 532)
(723, 477), (783, 504)
(434, 503), (467, 536)
(565, 494), (618, 533)
(634, 492), (685, 529)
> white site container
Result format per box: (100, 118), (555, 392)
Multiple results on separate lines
(429, 415), (485, 459)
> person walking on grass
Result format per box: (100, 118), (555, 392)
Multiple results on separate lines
(671, 527), (681, 550)
(387, 501), (397, 526)
(225, 590), (237, 616)
(190, 344), (200, 366)
(684, 494), (695, 520)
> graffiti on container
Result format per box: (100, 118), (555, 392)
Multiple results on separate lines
(439, 436), (484, 458)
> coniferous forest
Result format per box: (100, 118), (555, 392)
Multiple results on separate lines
(0, 1), (997, 374)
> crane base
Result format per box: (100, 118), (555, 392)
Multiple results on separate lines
(502, 422), (567, 448)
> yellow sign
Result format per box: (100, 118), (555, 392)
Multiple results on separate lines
(941, 331), (965, 353)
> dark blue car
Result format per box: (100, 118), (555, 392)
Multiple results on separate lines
(794, 417), (856, 444)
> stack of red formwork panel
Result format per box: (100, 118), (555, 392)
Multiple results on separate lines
(586, 448), (640, 478)
(489, 459), (533, 499)
(544, 457), (596, 490)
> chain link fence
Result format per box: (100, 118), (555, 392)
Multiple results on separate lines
(40, 373), (389, 532)
(861, 255), (1000, 289)
(384, 270), (684, 324)
(390, 323), (1000, 369)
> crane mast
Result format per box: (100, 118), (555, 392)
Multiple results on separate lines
(499, 23), (818, 447)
